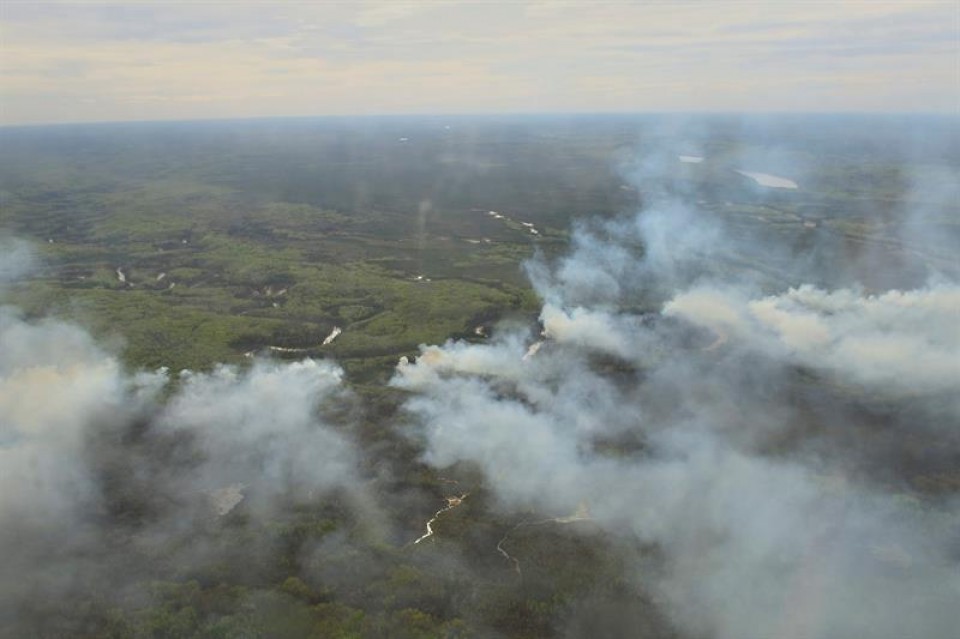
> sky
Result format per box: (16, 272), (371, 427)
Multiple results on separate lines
(1, 0), (957, 125)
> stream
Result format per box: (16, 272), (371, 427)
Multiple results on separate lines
(412, 492), (469, 545)
(496, 504), (590, 576)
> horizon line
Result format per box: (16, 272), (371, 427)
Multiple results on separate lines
(2, 109), (957, 130)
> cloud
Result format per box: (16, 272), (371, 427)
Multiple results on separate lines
(2, 2), (956, 124)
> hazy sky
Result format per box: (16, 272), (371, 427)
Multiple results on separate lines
(1, 1), (957, 125)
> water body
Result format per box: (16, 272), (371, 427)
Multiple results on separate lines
(735, 170), (798, 189)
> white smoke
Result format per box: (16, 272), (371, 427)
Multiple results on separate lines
(0, 312), (365, 526)
(392, 181), (960, 638)
(3, 124), (958, 636)
(0, 307), (162, 534)
(0, 237), (35, 283)
(157, 358), (362, 518)
(0, 244), (374, 625)
(666, 284), (960, 399)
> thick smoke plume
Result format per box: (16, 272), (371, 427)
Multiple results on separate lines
(393, 173), (960, 638)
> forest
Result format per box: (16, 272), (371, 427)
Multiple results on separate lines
(1, 114), (958, 638)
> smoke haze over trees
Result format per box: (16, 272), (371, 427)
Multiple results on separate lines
(1, 114), (958, 637)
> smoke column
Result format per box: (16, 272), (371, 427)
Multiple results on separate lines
(392, 169), (960, 638)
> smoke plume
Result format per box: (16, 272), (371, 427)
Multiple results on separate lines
(0, 246), (375, 631)
(392, 168), (960, 638)
(2, 124), (958, 637)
